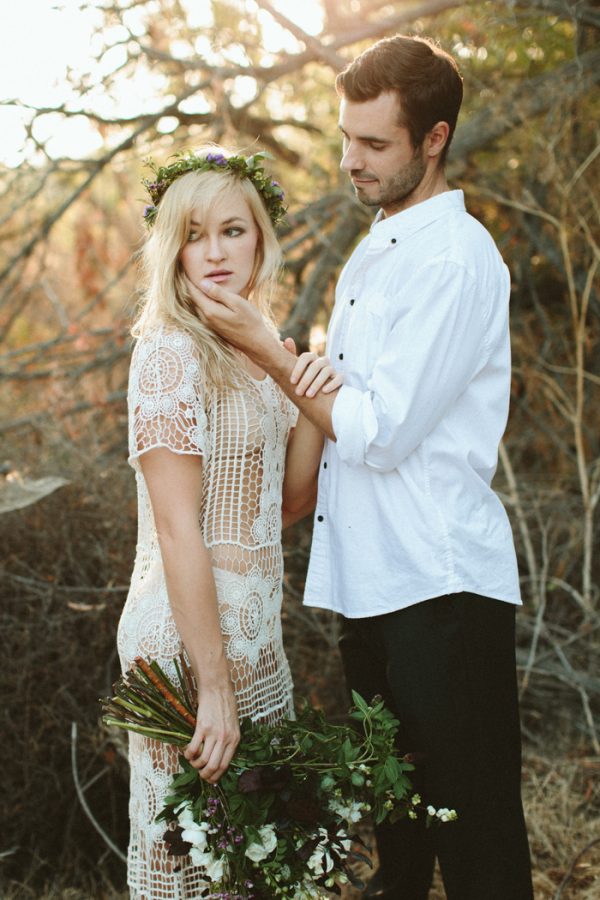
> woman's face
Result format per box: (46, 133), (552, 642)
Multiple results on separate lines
(179, 190), (260, 298)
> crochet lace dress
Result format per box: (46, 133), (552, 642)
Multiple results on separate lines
(117, 326), (296, 899)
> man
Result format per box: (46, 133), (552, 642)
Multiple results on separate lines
(190, 34), (533, 900)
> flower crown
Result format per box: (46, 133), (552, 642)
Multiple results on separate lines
(142, 150), (287, 229)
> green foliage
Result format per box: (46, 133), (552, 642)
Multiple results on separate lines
(141, 150), (287, 228)
(103, 658), (447, 898)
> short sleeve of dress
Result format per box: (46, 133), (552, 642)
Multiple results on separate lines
(127, 327), (209, 466)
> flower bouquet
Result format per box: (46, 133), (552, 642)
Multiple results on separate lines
(102, 656), (455, 898)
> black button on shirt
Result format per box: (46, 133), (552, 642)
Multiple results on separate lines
(338, 353), (344, 360)
(317, 515), (324, 522)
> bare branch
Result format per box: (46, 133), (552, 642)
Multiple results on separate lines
(449, 47), (600, 164)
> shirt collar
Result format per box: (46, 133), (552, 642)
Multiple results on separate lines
(368, 189), (465, 248)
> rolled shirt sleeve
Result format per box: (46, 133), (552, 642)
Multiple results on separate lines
(332, 259), (492, 471)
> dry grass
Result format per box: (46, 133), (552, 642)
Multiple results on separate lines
(1, 434), (599, 900)
(3, 756), (599, 900)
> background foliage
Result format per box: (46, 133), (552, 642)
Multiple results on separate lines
(1, 1), (599, 897)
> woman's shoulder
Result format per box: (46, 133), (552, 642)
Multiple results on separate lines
(131, 323), (200, 368)
(133, 322), (196, 352)
(129, 324), (204, 392)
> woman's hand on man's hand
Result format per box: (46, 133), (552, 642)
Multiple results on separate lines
(284, 337), (343, 397)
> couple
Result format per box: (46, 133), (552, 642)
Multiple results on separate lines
(117, 34), (534, 900)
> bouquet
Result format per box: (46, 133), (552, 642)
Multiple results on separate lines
(102, 656), (456, 898)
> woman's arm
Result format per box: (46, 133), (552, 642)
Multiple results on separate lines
(282, 413), (323, 528)
(139, 448), (240, 783)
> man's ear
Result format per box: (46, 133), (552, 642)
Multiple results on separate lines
(426, 121), (450, 160)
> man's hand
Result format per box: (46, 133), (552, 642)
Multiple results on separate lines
(188, 277), (338, 440)
(187, 277), (270, 354)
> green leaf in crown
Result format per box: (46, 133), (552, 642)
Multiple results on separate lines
(141, 149), (287, 229)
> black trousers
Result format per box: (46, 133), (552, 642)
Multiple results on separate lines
(338, 592), (534, 900)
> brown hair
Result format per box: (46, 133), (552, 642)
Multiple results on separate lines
(336, 35), (463, 162)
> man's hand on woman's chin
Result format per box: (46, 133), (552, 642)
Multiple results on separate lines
(185, 276), (269, 352)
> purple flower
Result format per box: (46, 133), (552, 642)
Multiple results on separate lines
(143, 205), (155, 217)
(206, 153), (226, 166)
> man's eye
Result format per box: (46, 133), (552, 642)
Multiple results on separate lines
(369, 143), (386, 151)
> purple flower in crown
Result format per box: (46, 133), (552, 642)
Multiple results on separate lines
(270, 179), (284, 198)
(206, 152), (227, 166)
(143, 205), (156, 218)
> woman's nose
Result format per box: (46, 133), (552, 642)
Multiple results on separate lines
(206, 234), (225, 261)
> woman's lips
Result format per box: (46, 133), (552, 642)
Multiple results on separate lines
(205, 271), (232, 283)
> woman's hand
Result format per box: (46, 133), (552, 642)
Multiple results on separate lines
(286, 342), (343, 398)
(185, 681), (240, 783)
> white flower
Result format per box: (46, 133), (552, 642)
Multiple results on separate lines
(245, 823), (278, 862)
(181, 821), (210, 851)
(427, 805), (437, 817)
(189, 848), (225, 881)
(328, 797), (364, 824)
(204, 853), (225, 882)
(175, 804), (211, 850)
(436, 807), (457, 822)
(307, 830), (335, 877)
(307, 846), (335, 877)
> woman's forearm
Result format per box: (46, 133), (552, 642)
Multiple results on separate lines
(157, 525), (230, 688)
(282, 413), (324, 516)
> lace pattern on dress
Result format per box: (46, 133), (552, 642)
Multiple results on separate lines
(118, 326), (296, 899)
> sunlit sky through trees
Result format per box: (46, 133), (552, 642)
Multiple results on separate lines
(0, 0), (325, 165)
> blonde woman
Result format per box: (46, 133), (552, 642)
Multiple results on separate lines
(117, 149), (340, 899)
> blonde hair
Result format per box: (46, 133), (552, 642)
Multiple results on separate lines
(133, 149), (282, 390)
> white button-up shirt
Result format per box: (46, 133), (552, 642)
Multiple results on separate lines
(304, 190), (521, 618)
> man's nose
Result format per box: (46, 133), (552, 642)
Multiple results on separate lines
(340, 141), (361, 173)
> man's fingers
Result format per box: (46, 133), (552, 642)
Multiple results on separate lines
(197, 278), (240, 309)
(185, 276), (237, 314)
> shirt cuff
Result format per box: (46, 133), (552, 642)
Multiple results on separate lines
(332, 384), (379, 467)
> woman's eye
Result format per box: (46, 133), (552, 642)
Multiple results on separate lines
(187, 230), (200, 242)
(225, 226), (244, 237)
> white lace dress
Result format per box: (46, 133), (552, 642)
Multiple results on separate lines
(117, 326), (296, 899)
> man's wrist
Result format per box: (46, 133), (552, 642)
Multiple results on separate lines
(247, 330), (294, 380)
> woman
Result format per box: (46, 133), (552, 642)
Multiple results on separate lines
(117, 148), (339, 899)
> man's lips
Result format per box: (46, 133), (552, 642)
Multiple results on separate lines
(351, 175), (378, 187)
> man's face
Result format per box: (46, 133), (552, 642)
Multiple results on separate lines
(338, 91), (427, 216)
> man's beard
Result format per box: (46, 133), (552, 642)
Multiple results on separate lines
(354, 149), (427, 211)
